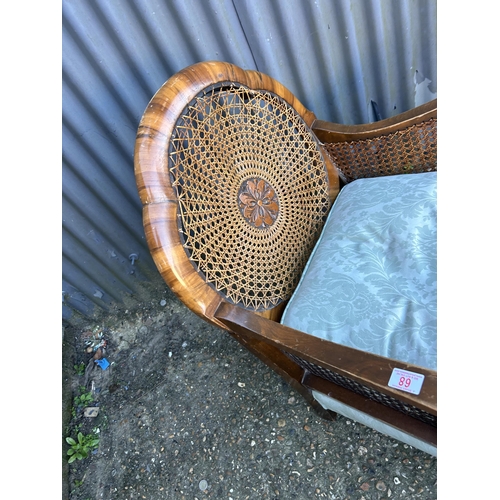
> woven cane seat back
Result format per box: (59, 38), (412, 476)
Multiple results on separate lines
(135, 62), (339, 319)
(170, 84), (330, 310)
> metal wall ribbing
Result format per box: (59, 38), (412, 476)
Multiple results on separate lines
(62, 0), (437, 324)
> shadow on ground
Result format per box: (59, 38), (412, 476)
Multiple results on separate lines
(62, 288), (437, 500)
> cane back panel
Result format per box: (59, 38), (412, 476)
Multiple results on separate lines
(168, 82), (332, 311)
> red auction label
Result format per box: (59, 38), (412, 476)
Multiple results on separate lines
(388, 368), (425, 395)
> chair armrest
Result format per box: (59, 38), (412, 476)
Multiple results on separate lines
(214, 302), (437, 416)
(312, 99), (437, 143)
(312, 99), (437, 183)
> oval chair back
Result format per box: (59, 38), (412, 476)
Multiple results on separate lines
(134, 61), (339, 327)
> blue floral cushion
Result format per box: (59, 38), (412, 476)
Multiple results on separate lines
(281, 172), (437, 370)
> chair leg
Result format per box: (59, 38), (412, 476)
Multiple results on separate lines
(226, 330), (337, 421)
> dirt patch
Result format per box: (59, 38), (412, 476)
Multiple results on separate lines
(63, 290), (437, 499)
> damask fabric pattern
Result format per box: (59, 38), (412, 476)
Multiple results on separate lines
(281, 172), (437, 370)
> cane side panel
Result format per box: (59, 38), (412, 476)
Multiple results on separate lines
(288, 353), (436, 427)
(322, 118), (437, 184)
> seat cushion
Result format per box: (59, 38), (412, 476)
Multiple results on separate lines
(281, 172), (437, 370)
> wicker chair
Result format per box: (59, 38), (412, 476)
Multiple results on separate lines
(134, 61), (437, 455)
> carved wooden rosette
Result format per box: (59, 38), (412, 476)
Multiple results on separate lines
(238, 178), (279, 229)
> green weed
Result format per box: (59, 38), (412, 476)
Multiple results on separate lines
(74, 386), (93, 408)
(74, 362), (86, 376)
(66, 432), (100, 463)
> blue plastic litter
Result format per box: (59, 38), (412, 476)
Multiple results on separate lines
(95, 358), (110, 370)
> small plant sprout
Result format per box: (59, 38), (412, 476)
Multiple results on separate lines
(73, 386), (93, 408)
(74, 362), (85, 376)
(66, 432), (100, 463)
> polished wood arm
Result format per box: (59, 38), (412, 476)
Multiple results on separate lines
(214, 302), (437, 416)
(312, 99), (437, 143)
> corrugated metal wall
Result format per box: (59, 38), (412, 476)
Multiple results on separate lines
(62, 0), (437, 325)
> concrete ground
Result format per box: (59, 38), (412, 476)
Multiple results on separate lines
(62, 287), (437, 500)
